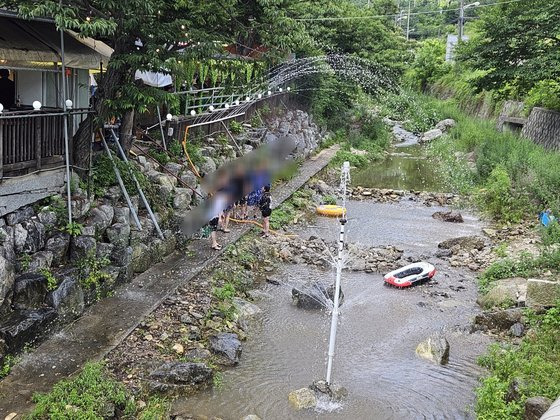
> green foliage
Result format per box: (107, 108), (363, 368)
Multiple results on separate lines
(148, 148), (170, 166)
(28, 362), (169, 419)
(379, 91), (443, 133)
(19, 253), (31, 271)
(322, 195), (337, 205)
(168, 140), (184, 160)
(40, 268), (59, 292)
(212, 371), (224, 389)
(61, 221), (83, 237)
(540, 222), (560, 247)
(229, 121), (243, 135)
(476, 166), (526, 223)
(525, 80), (560, 113)
(406, 38), (451, 91)
(212, 282), (236, 302)
(77, 251), (111, 299)
(0, 355), (19, 379)
(476, 302), (560, 419)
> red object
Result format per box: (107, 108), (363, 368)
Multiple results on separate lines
(65, 68), (72, 77)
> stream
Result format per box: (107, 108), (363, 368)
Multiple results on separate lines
(173, 145), (492, 419)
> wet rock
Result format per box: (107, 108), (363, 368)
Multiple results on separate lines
(420, 128), (443, 143)
(329, 383), (349, 401)
(70, 236), (97, 260)
(434, 248), (453, 258)
(6, 206), (35, 226)
(0, 308), (57, 352)
(438, 236), (485, 251)
(46, 276), (85, 321)
(209, 332), (242, 366)
(524, 396), (553, 420)
(478, 278), (527, 309)
(292, 282), (343, 310)
(288, 388), (317, 410)
(415, 333), (450, 365)
(232, 297), (261, 319)
(45, 233), (70, 266)
(106, 222), (131, 247)
(148, 362), (213, 393)
(435, 119), (456, 132)
(509, 322), (525, 338)
(473, 308), (523, 332)
(310, 380), (348, 401)
(432, 211), (463, 223)
(526, 278), (560, 308)
(392, 125), (419, 145)
(12, 273), (48, 309)
(184, 348), (212, 361)
(0, 255), (15, 312)
(87, 205), (115, 234)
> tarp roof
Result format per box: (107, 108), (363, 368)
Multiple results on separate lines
(0, 15), (109, 70)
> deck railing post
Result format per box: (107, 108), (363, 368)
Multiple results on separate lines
(0, 120), (3, 180)
(35, 116), (42, 170)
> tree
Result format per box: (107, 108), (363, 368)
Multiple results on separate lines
(407, 38), (449, 91)
(456, 0), (560, 95)
(0, 0), (304, 170)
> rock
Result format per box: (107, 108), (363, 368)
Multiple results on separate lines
(526, 278), (560, 308)
(180, 171), (198, 189)
(12, 273), (48, 309)
(172, 343), (184, 354)
(27, 251), (53, 273)
(473, 308), (523, 332)
(509, 322), (525, 337)
(420, 128), (443, 143)
(110, 246), (133, 271)
(438, 236), (485, 251)
(180, 314), (193, 324)
(392, 125), (419, 146)
(106, 223), (131, 247)
(131, 243), (151, 273)
(113, 207), (131, 226)
(435, 119), (456, 132)
(232, 297), (262, 319)
(199, 156), (216, 175)
(37, 209), (58, 228)
(46, 277), (85, 321)
(292, 282), (343, 310)
(14, 220), (46, 254)
(209, 332), (242, 366)
(478, 278), (527, 309)
(415, 333), (450, 365)
(434, 248), (452, 258)
(5, 206), (35, 226)
(70, 236), (97, 260)
(524, 396), (553, 420)
(184, 348), (212, 361)
(71, 196), (91, 220)
(148, 362), (213, 393)
(288, 388), (317, 410)
(45, 233), (70, 266)
(96, 242), (115, 260)
(432, 211), (463, 223)
(173, 188), (193, 211)
(482, 228), (497, 237)
(315, 180), (332, 195)
(0, 308), (57, 352)
(310, 380), (348, 401)
(87, 205), (115, 234)
(0, 255), (15, 311)
(241, 415), (261, 420)
(164, 162), (183, 176)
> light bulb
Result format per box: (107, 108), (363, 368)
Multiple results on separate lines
(0, 103), (3, 113)
(245, 96), (250, 102)
(267, 90), (272, 96)
(86, 16), (91, 22)
(190, 110), (196, 116)
(235, 100), (240, 106)
(32, 101), (42, 110)
(224, 103), (229, 109)
(287, 87), (291, 92)
(166, 113), (173, 121)
(279, 87), (283, 92)
(257, 93), (262, 99)
(65, 99), (73, 108)
(209, 106), (214, 112)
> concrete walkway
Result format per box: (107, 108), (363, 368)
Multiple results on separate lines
(0, 146), (338, 417)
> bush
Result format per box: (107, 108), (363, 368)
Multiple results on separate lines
(525, 80), (560, 113)
(379, 91), (443, 133)
(476, 166), (526, 223)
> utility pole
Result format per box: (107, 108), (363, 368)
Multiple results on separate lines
(458, 0), (464, 40)
(406, 0), (411, 41)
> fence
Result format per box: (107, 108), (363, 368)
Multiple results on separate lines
(0, 109), (90, 179)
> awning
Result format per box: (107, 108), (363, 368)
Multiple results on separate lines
(0, 15), (106, 69)
(135, 70), (173, 88)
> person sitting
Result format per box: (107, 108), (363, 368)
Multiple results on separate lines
(0, 69), (15, 109)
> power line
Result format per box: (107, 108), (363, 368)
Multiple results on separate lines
(293, 0), (525, 21)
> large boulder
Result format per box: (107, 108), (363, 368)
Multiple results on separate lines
(110, 246), (133, 268)
(473, 308), (523, 332)
(131, 243), (151, 273)
(113, 207), (131, 226)
(292, 282), (344, 310)
(232, 297), (262, 319)
(45, 233), (70, 266)
(526, 279), (560, 308)
(37, 208), (58, 228)
(524, 396), (553, 420)
(173, 188), (193, 211)
(435, 119), (456, 132)
(46, 276), (85, 321)
(148, 361), (213, 394)
(13, 219), (46, 254)
(70, 236), (97, 260)
(87, 205), (115, 234)
(106, 222), (131, 247)
(0, 226), (16, 264)
(5, 206), (34, 226)
(478, 278), (527, 309)
(420, 128), (443, 143)
(438, 236), (486, 251)
(27, 251), (54, 273)
(179, 171), (198, 189)
(199, 156), (217, 175)
(0, 255), (15, 312)
(0, 308), (57, 352)
(71, 195), (91, 219)
(415, 333), (450, 365)
(432, 211), (464, 223)
(12, 273), (48, 309)
(209, 332), (242, 366)
(288, 388), (317, 410)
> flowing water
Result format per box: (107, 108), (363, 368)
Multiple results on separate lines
(173, 200), (492, 420)
(352, 145), (445, 192)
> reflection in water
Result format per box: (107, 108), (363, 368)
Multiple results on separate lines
(353, 145), (445, 192)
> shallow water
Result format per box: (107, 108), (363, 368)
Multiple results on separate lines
(174, 200), (492, 420)
(352, 145), (445, 192)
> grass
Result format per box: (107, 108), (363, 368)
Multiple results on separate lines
(0, 355), (19, 379)
(28, 362), (169, 419)
(475, 303), (560, 419)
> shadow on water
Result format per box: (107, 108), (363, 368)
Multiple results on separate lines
(352, 145), (446, 192)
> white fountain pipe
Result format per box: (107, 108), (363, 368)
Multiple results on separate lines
(326, 161), (351, 385)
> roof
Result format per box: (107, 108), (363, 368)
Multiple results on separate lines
(0, 14), (111, 70)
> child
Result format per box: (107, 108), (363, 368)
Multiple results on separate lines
(259, 185), (272, 237)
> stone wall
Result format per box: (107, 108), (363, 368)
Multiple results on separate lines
(522, 107), (560, 150)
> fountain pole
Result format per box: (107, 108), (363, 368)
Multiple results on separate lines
(326, 162), (351, 385)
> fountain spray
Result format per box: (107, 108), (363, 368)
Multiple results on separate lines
(325, 161), (351, 385)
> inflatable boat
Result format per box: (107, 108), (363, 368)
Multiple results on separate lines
(384, 262), (436, 288)
(316, 204), (346, 217)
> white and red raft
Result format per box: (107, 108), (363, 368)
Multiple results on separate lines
(384, 262), (436, 288)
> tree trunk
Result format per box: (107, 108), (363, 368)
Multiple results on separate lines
(119, 109), (135, 153)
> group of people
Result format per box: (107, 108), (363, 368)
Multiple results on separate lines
(205, 160), (273, 250)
